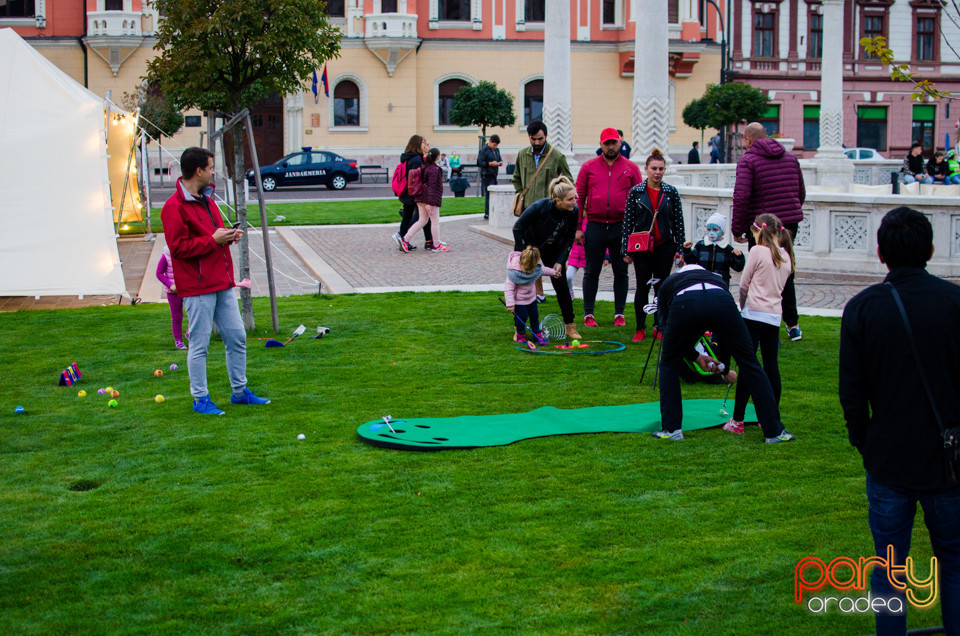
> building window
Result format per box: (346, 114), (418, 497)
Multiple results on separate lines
(753, 11), (777, 57)
(524, 79), (543, 126)
(916, 16), (936, 60)
(526, 0), (545, 22)
(602, 0), (616, 25)
(759, 105), (780, 137)
(439, 0), (471, 20)
(808, 13), (823, 58)
(333, 81), (360, 127)
(856, 106), (887, 151)
(325, 0), (345, 17)
(1, 0), (35, 16)
(669, 0), (679, 23)
(105, 0), (124, 10)
(184, 115), (202, 127)
(912, 104), (936, 154)
(860, 7), (887, 59)
(438, 78), (469, 126)
(803, 105), (820, 150)
(380, 0), (398, 13)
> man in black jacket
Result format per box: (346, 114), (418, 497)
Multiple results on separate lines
(653, 262), (795, 443)
(839, 206), (960, 635)
(477, 135), (503, 220)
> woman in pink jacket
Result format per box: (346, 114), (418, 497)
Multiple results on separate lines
(724, 213), (796, 434)
(505, 246), (560, 344)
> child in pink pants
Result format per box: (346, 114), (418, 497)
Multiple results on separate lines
(156, 246), (187, 349)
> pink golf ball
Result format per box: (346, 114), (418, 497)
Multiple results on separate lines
(169, 364), (178, 371)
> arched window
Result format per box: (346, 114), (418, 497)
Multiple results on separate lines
(438, 78), (469, 126)
(334, 81), (360, 127)
(524, 80), (543, 126)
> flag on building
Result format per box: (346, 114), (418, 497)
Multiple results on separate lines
(321, 64), (330, 98)
(312, 69), (319, 104)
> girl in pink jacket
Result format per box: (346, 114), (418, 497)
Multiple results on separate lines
(505, 246), (560, 345)
(723, 213), (796, 434)
(156, 245), (187, 349)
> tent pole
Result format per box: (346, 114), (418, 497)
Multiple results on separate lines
(141, 128), (154, 242)
(244, 112), (279, 333)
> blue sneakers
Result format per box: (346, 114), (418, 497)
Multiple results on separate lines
(193, 396), (225, 416)
(231, 387), (271, 405)
(652, 429), (684, 441)
(765, 430), (797, 444)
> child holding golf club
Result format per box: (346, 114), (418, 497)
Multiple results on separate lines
(156, 245), (187, 349)
(505, 246), (561, 345)
(723, 213), (795, 434)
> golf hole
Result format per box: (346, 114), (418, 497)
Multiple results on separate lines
(67, 479), (102, 492)
(415, 425), (430, 429)
(432, 437), (449, 441)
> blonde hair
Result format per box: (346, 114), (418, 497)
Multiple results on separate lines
(752, 213), (796, 274)
(645, 147), (666, 167)
(519, 246), (541, 273)
(549, 175), (575, 203)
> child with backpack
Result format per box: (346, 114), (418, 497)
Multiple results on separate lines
(505, 246), (560, 345)
(402, 148), (448, 252)
(722, 213), (795, 434)
(155, 245), (187, 350)
(681, 212), (745, 283)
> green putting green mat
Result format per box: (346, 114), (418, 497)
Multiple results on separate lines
(357, 399), (756, 451)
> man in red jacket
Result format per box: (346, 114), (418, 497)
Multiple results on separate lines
(161, 147), (271, 415)
(731, 122), (805, 342)
(575, 127), (643, 327)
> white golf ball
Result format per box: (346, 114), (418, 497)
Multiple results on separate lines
(297, 433), (306, 440)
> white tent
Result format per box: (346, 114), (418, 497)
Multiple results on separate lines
(0, 28), (126, 297)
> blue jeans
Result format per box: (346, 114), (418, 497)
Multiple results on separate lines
(183, 288), (247, 399)
(903, 174), (935, 184)
(866, 473), (960, 635)
(514, 302), (540, 335)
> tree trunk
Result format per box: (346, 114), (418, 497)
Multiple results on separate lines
(231, 124), (255, 331)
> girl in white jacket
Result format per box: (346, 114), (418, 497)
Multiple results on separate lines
(723, 213), (796, 434)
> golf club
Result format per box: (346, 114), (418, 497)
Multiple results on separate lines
(498, 297), (539, 350)
(265, 324), (306, 348)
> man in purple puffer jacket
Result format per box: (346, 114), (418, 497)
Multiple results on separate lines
(731, 122), (806, 342)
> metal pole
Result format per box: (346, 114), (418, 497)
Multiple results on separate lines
(244, 113), (279, 333)
(141, 127), (154, 242)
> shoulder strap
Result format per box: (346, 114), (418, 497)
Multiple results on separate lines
(885, 282), (946, 434)
(522, 145), (555, 198)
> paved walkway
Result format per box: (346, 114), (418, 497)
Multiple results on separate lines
(0, 215), (905, 316)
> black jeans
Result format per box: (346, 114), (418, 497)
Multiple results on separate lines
(659, 289), (785, 438)
(482, 177), (496, 217)
(747, 221), (798, 327)
(631, 243), (675, 331)
(514, 302), (540, 335)
(582, 221), (629, 316)
(733, 319), (781, 422)
(399, 200), (433, 243)
(540, 249), (575, 324)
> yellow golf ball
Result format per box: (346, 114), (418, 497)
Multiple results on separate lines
(77, 390), (87, 398)
(105, 386), (113, 393)
(571, 339), (580, 347)
(154, 394), (165, 403)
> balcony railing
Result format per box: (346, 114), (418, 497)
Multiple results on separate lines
(88, 11), (143, 37)
(364, 13), (418, 39)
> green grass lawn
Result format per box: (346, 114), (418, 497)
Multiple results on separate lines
(122, 197), (484, 235)
(0, 293), (944, 633)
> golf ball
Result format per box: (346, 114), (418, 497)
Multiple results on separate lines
(571, 339), (580, 347)
(110, 390), (119, 398)
(108, 399), (118, 408)
(105, 386), (113, 393)
(297, 433), (306, 440)
(14, 406), (25, 414)
(97, 388), (106, 395)
(77, 390), (87, 398)
(154, 395), (164, 403)
(154, 369), (163, 377)
(169, 364), (178, 371)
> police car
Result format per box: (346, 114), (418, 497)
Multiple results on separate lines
(246, 147), (360, 191)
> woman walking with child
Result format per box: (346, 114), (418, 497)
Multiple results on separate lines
(401, 147), (449, 252)
(723, 213), (795, 434)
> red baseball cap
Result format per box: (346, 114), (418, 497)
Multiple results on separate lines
(600, 128), (619, 144)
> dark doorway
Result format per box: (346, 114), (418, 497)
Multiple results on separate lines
(244, 93), (284, 170)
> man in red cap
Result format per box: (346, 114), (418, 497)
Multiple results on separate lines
(575, 127), (643, 327)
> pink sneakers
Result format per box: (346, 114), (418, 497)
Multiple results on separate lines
(613, 314), (626, 327)
(722, 418), (744, 434)
(583, 315), (599, 327)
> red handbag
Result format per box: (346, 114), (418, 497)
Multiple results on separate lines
(627, 210), (658, 253)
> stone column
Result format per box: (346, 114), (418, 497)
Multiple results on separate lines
(632, 0), (670, 163)
(543, 0), (575, 164)
(284, 93), (304, 156)
(814, 0), (852, 186)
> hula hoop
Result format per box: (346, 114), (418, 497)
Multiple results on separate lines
(515, 340), (626, 355)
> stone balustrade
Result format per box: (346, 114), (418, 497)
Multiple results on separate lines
(364, 13), (418, 39)
(87, 11), (143, 38)
(670, 160), (901, 188)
